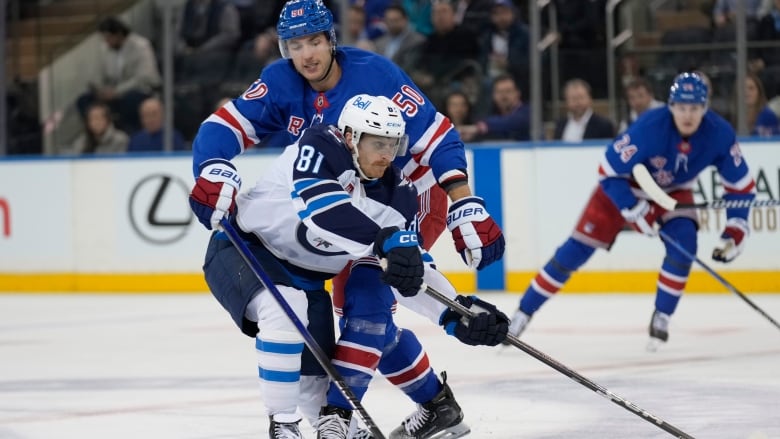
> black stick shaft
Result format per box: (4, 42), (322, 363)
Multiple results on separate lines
(424, 286), (696, 439)
(220, 218), (386, 439)
(658, 230), (780, 331)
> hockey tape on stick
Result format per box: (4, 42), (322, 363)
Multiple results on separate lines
(219, 218), (386, 439)
(632, 164), (778, 210)
(423, 284), (697, 439)
(632, 163), (678, 210)
(658, 229), (780, 332)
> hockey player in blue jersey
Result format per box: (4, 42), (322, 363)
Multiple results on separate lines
(506, 72), (756, 349)
(193, 94), (508, 439)
(189, 0), (504, 278)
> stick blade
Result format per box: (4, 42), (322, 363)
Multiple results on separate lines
(631, 163), (678, 211)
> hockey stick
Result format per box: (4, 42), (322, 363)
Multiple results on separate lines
(423, 285), (696, 439)
(219, 218), (386, 439)
(632, 163), (778, 210)
(657, 229), (780, 331)
(632, 164), (780, 331)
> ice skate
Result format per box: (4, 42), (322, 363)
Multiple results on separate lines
(389, 372), (470, 439)
(316, 405), (352, 439)
(646, 310), (670, 352)
(269, 413), (303, 439)
(502, 309), (531, 345)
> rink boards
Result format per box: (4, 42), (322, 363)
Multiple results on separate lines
(0, 140), (778, 293)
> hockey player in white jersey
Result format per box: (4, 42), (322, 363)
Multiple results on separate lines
(192, 94), (509, 439)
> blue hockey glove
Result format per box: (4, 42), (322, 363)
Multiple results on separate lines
(374, 227), (424, 297)
(446, 196), (505, 270)
(189, 158), (242, 230)
(439, 295), (509, 346)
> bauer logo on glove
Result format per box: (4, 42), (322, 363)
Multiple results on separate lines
(446, 196), (505, 270)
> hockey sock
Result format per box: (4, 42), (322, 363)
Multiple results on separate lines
(256, 329), (304, 415)
(378, 328), (440, 404)
(520, 237), (595, 314)
(325, 314), (393, 409)
(656, 219), (696, 314)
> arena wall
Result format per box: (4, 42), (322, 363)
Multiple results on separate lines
(1, 140), (778, 293)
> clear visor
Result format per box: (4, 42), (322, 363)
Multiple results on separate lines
(362, 134), (409, 160)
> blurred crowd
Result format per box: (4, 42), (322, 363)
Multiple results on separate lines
(6, 0), (780, 155)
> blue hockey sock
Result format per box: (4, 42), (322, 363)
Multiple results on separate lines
(519, 238), (595, 315)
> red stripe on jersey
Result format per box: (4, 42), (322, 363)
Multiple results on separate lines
(334, 344), (380, 370)
(535, 272), (561, 294)
(407, 118), (453, 181)
(659, 274), (687, 291)
(385, 353), (431, 387)
(598, 164), (607, 177)
(215, 107), (253, 148)
(724, 179), (756, 194)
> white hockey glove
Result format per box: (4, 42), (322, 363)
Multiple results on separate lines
(712, 217), (749, 263)
(620, 199), (656, 237)
(189, 158), (242, 230)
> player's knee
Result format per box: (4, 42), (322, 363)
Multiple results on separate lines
(662, 218), (697, 260)
(554, 237), (596, 271)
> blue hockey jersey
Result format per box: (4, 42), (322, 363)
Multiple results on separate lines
(192, 47), (468, 194)
(599, 107), (756, 220)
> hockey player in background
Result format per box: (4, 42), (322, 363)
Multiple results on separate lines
(506, 72), (756, 349)
(190, 0), (504, 270)
(190, 94), (508, 439)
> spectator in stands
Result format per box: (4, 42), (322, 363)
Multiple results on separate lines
(373, 4), (426, 73)
(76, 16), (160, 134)
(444, 90), (475, 128)
(553, 0), (608, 97)
(410, 0), (481, 104)
(555, 78), (615, 142)
(744, 72), (780, 136)
(128, 97), (188, 152)
(478, 0), (529, 96)
(712, 0), (768, 40)
(403, 0), (433, 36)
(72, 103), (129, 155)
(345, 4), (373, 49)
(751, 0), (780, 97)
(176, 0), (241, 56)
(618, 78), (664, 133)
(452, 0), (493, 36)
(458, 74), (530, 141)
(351, 0), (391, 40)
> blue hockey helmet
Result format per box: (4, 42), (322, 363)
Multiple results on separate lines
(277, 0), (336, 58)
(668, 72), (708, 106)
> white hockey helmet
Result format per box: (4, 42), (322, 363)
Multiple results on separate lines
(337, 94), (409, 179)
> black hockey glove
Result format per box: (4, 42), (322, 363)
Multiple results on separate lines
(374, 227), (424, 297)
(439, 295), (509, 346)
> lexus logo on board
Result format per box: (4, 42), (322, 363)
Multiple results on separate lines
(128, 174), (193, 244)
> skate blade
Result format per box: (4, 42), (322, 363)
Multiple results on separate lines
(428, 421), (471, 439)
(646, 337), (665, 352)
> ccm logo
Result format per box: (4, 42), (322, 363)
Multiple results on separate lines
(399, 234), (418, 244)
